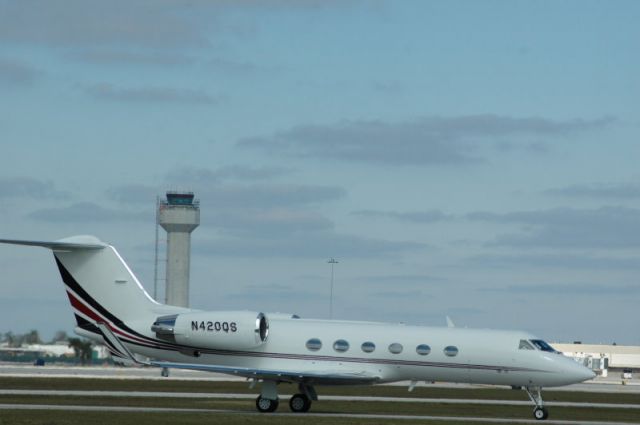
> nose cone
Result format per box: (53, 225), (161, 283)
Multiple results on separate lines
(563, 357), (596, 384)
(577, 365), (597, 382)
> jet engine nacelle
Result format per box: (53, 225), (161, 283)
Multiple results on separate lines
(152, 311), (269, 351)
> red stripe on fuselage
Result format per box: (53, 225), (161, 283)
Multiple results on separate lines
(65, 289), (161, 348)
(67, 290), (102, 322)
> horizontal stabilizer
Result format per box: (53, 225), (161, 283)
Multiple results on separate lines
(0, 235), (106, 251)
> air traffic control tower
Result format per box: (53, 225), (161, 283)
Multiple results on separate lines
(158, 191), (200, 307)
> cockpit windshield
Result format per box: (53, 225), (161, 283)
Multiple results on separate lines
(519, 339), (535, 350)
(530, 339), (557, 353)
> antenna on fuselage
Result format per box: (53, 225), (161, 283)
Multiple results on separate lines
(446, 316), (455, 328)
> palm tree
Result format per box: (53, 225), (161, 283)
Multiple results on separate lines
(25, 329), (42, 344)
(52, 330), (68, 343)
(3, 332), (14, 346)
(68, 338), (93, 365)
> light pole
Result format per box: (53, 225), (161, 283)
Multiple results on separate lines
(327, 258), (338, 319)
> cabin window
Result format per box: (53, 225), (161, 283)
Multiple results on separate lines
(388, 343), (403, 354)
(416, 344), (431, 355)
(306, 338), (322, 351)
(361, 341), (376, 353)
(333, 339), (350, 352)
(530, 339), (557, 353)
(519, 339), (535, 350)
(444, 346), (459, 357)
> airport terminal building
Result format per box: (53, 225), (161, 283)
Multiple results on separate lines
(552, 342), (640, 378)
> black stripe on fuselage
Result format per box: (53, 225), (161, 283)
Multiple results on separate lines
(74, 314), (100, 334)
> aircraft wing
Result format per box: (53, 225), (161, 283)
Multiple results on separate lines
(149, 360), (381, 385)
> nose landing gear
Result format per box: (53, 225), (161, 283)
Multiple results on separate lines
(534, 406), (549, 420)
(525, 386), (549, 420)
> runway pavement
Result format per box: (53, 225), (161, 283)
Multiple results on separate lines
(1, 389), (639, 410)
(0, 403), (638, 425)
(2, 364), (639, 425)
(1, 363), (639, 393)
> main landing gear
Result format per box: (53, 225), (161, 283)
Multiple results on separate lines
(255, 393), (313, 413)
(525, 386), (549, 420)
(255, 381), (316, 413)
(289, 393), (312, 412)
(255, 395), (279, 413)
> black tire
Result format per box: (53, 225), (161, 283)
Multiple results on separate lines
(289, 393), (311, 412)
(533, 407), (548, 420)
(256, 396), (279, 413)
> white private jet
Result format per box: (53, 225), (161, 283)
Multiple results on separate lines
(0, 235), (595, 420)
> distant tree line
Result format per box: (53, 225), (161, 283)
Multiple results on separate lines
(1, 330), (96, 366)
(1, 330), (68, 347)
(67, 338), (94, 365)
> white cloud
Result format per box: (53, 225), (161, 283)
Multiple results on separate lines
(165, 165), (293, 184)
(468, 206), (640, 249)
(84, 83), (221, 104)
(466, 253), (640, 270)
(237, 115), (614, 166)
(210, 208), (333, 237)
(195, 232), (428, 259)
(70, 49), (194, 66)
(0, 58), (40, 85)
(0, 177), (69, 200)
(0, 0), (351, 49)
(351, 209), (452, 223)
(546, 182), (640, 200)
(28, 202), (148, 223)
(0, 0), (210, 48)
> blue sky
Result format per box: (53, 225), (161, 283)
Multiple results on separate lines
(1, 0), (639, 344)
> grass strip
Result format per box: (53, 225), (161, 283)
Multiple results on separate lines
(1, 394), (639, 423)
(0, 410), (492, 425)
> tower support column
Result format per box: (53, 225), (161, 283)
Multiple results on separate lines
(158, 191), (199, 308)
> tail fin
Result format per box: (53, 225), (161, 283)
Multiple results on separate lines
(0, 235), (161, 332)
